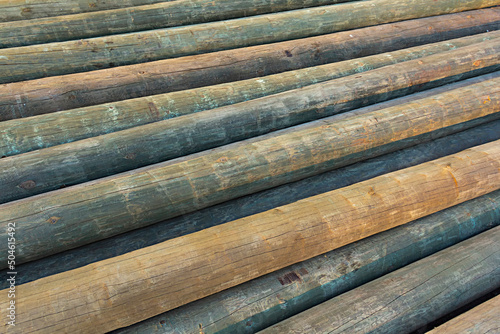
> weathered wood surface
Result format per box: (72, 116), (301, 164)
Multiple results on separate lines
(4, 32), (500, 156)
(2, 9), (498, 118)
(1, 0), (498, 83)
(2, 46), (500, 205)
(259, 226), (500, 334)
(0, 0), (172, 22)
(0, 0), (355, 48)
(3, 93), (499, 290)
(427, 294), (500, 334)
(2, 140), (500, 333)
(1, 72), (500, 263)
(114, 190), (500, 334)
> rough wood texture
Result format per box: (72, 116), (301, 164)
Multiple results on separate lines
(113, 190), (500, 334)
(2, 8), (498, 117)
(1, 72), (500, 263)
(0, 0), (172, 22)
(2, 140), (500, 333)
(0, 0), (354, 47)
(260, 226), (500, 334)
(2, 44), (499, 204)
(427, 295), (500, 334)
(3, 31), (500, 156)
(4, 91), (499, 289)
(1, 0), (497, 83)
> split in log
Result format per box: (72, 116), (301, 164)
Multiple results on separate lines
(0, 0), (174, 22)
(0, 0), (497, 83)
(0, 0), (356, 47)
(427, 294), (500, 334)
(2, 8), (499, 117)
(3, 99), (500, 289)
(3, 31), (500, 155)
(1, 72), (500, 262)
(259, 226), (500, 334)
(1, 43), (500, 204)
(1, 140), (500, 333)
(113, 189), (500, 334)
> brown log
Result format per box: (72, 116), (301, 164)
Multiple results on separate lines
(2, 8), (499, 118)
(1, 140), (500, 333)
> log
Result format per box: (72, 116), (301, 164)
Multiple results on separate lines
(259, 226), (500, 334)
(1, 72), (500, 262)
(2, 8), (498, 117)
(3, 31), (500, 156)
(0, 0), (172, 22)
(2, 44), (500, 204)
(114, 189), (500, 334)
(4, 97), (500, 289)
(0, 0), (355, 48)
(2, 140), (500, 333)
(427, 295), (500, 334)
(1, 0), (497, 83)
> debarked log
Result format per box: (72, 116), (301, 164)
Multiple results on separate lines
(259, 226), (500, 334)
(0, 0), (497, 83)
(0, 0), (173, 22)
(1, 43), (499, 204)
(2, 8), (499, 117)
(113, 188), (500, 334)
(427, 294), (500, 334)
(1, 73), (500, 262)
(2, 140), (500, 333)
(0, 0), (355, 48)
(3, 31), (500, 155)
(4, 101), (500, 289)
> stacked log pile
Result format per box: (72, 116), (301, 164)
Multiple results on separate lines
(0, 0), (499, 333)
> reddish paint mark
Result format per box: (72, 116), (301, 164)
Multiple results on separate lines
(216, 157), (229, 163)
(18, 180), (36, 190)
(278, 271), (302, 285)
(47, 217), (61, 224)
(473, 60), (482, 67)
(298, 268), (309, 276)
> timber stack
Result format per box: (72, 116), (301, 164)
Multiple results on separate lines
(0, 0), (499, 333)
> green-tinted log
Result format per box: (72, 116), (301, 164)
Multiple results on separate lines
(3, 31), (500, 156)
(0, 0), (173, 22)
(2, 8), (498, 117)
(0, 0), (355, 47)
(114, 189), (500, 334)
(2, 141), (500, 333)
(0, 0), (497, 83)
(1, 72), (500, 263)
(260, 226), (500, 334)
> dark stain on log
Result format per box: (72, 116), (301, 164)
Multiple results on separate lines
(18, 180), (36, 190)
(284, 50), (293, 57)
(124, 153), (137, 160)
(46, 217), (61, 224)
(278, 271), (303, 285)
(21, 8), (32, 13)
(148, 102), (160, 120)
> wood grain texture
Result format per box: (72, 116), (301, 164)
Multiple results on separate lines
(1, 140), (500, 333)
(113, 189), (500, 334)
(1, 43), (500, 204)
(259, 226), (500, 334)
(0, 0), (173, 22)
(427, 294), (500, 333)
(4, 90), (499, 290)
(3, 31), (500, 156)
(2, 8), (498, 118)
(1, 0), (498, 83)
(0, 0), (354, 47)
(1, 72), (500, 263)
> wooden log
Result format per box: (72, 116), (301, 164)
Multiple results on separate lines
(3, 32), (500, 156)
(114, 189), (500, 334)
(1, 0), (497, 83)
(1, 43), (499, 204)
(2, 140), (500, 333)
(4, 94), (499, 289)
(0, 0), (355, 48)
(259, 226), (500, 334)
(2, 9), (498, 118)
(427, 295), (500, 334)
(1, 72), (500, 263)
(0, 0), (172, 22)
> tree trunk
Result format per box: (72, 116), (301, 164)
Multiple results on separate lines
(2, 140), (500, 333)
